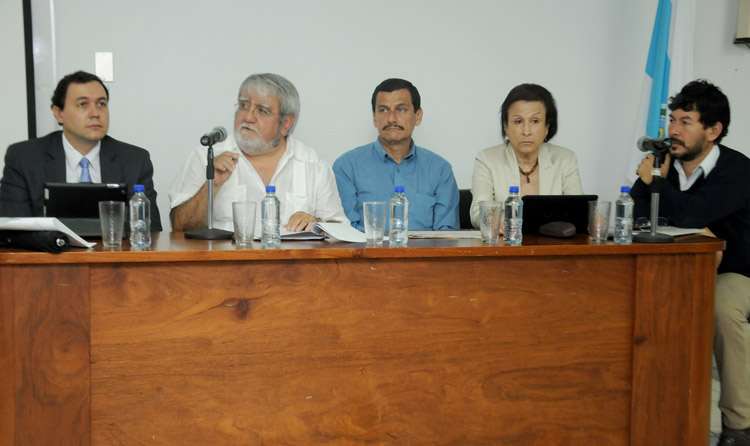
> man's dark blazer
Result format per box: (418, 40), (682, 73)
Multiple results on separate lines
(0, 131), (162, 231)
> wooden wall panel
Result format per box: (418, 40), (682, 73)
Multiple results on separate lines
(0, 266), (15, 445)
(12, 264), (91, 445)
(630, 253), (715, 446)
(88, 256), (633, 445)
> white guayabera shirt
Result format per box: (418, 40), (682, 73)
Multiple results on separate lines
(169, 134), (348, 234)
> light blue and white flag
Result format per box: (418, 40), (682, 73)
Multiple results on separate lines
(627, 0), (695, 181)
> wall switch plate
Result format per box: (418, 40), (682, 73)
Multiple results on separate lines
(95, 52), (114, 82)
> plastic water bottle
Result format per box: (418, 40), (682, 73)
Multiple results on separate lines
(503, 186), (523, 246)
(261, 185), (281, 249)
(389, 186), (408, 245)
(614, 186), (635, 244)
(129, 184), (151, 247)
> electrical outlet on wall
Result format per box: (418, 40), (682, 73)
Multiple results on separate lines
(95, 52), (114, 82)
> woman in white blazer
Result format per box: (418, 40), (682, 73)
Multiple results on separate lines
(470, 84), (583, 228)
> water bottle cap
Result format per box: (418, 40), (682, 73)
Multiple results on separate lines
(394, 186), (405, 193)
(621, 186), (631, 193)
(509, 186), (519, 193)
(266, 185), (276, 193)
(133, 184), (145, 192)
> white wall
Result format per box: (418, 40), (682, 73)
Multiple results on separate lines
(21, 0), (750, 229)
(0, 0), (29, 175)
(694, 0), (750, 153)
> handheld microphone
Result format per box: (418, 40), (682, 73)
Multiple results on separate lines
(200, 126), (227, 146)
(637, 136), (672, 153)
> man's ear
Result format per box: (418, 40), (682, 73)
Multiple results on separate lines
(281, 114), (294, 137)
(52, 106), (64, 125)
(706, 121), (723, 143)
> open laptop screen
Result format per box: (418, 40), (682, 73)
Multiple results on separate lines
(44, 182), (128, 218)
(43, 183), (128, 236)
(521, 194), (598, 235)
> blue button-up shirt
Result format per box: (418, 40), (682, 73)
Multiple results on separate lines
(333, 139), (460, 231)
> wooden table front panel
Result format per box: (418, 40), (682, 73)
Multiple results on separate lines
(88, 255), (633, 445)
(6, 264), (91, 445)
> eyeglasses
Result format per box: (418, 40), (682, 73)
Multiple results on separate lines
(634, 216), (669, 231)
(235, 100), (279, 118)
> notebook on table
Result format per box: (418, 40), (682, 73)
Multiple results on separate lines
(43, 182), (128, 237)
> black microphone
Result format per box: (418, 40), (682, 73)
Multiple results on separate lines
(200, 126), (227, 146)
(637, 136), (672, 152)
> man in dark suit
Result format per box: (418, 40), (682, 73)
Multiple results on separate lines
(0, 70), (162, 230)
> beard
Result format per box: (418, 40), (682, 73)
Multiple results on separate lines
(669, 135), (705, 162)
(234, 124), (283, 156)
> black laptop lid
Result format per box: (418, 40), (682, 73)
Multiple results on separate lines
(521, 194), (598, 235)
(43, 182), (128, 218)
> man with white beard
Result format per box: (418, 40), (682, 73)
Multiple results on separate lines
(169, 73), (347, 232)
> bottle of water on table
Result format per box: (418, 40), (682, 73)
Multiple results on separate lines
(261, 185), (281, 249)
(614, 186), (635, 244)
(503, 186), (523, 246)
(389, 186), (408, 246)
(129, 184), (151, 248)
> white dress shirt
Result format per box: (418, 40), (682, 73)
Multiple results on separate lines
(62, 133), (102, 183)
(169, 134), (348, 232)
(674, 144), (720, 191)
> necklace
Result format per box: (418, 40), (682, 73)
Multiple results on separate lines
(519, 160), (539, 183)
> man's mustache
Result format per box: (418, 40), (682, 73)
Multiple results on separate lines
(239, 123), (258, 133)
(383, 125), (404, 131)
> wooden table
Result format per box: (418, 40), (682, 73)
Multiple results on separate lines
(0, 233), (723, 445)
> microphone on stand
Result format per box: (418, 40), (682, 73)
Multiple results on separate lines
(200, 126), (227, 147)
(185, 126), (234, 240)
(633, 135), (674, 244)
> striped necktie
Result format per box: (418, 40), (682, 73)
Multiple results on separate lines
(79, 157), (92, 183)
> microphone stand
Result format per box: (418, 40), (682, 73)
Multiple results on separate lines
(185, 143), (234, 240)
(633, 151), (674, 243)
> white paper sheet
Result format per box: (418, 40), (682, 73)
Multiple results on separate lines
(257, 222), (367, 243)
(634, 226), (704, 237)
(311, 222), (366, 243)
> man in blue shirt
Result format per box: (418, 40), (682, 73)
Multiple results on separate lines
(333, 78), (459, 231)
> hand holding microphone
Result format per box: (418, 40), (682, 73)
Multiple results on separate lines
(635, 136), (672, 184)
(637, 136), (672, 153)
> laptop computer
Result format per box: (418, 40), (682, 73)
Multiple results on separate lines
(44, 182), (128, 237)
(522, 194), (598, 236)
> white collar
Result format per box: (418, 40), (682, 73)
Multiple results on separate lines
(673, 144), (720, 191)
(61, 133), (101, 171)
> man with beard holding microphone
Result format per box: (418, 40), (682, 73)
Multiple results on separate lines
(632, 80), (750, 446)
(169, 73), (347, 232)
